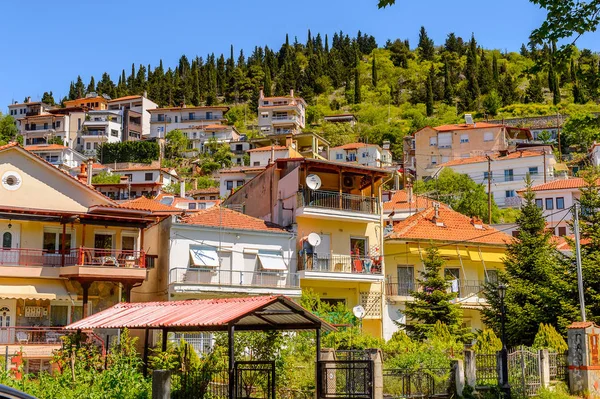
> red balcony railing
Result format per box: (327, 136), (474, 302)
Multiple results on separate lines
(0, 247), (145, 268)
(0, 327), (70, 345)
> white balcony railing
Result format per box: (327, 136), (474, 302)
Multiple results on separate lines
(169, 267), (299, 289)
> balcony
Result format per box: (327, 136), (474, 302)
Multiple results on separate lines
(385, 278), (486, 303)
(0, 248), (146, 282)
(80, 129), (107, 137)
(298, 253), (383, 282)
(296, 189), (380, 222)
(150, 116), (172, 123)
(0, 327), (71, 345)
(271, 115), (298, 125)
(169, 267), (301, 296)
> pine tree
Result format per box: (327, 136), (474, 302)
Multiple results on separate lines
(499, 73), (518, 105)
(443, 61), (454, 106)
(492, 53), (499, 85)
(353, 62), (361, 104)
(482, 176), (576, 346)
(426, 65), (434, 116)
(478, 50), (493, 94)
(525, 75), (544, 103)
(87, 77), (95, 94)
(532, 323), (568, 352)
(465, 34), (480, 107)
(473, 330), (502, 354)
(74, 76), (85, 99)
(371, 57), (377, 87)
(263, 66), (272, 96)
(403, 246), (467, 341)
(417, 26), (435, 61)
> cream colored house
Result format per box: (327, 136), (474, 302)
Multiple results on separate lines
(258, 89), (306, 135)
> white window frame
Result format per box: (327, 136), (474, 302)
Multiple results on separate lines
(42, 226), (76, 253)
(483, 132), (494, 142)
(429, 136), (437, 146)
(121, 231), (139, 251)
(460, 134), (469, 143)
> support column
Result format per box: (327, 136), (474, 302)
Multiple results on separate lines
(464, 350), (476, 388)
(161, 328), (168, 352)
(81, 281), (91, 318)
(539, 349), (550, 388)
(315, 328), (322, 399)
(122, 283), (133, 302)
(152, 370), (171, 399)
(228, 324), (235, 399)
(453, 359), (465, 397)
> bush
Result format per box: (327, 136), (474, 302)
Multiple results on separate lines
(97, 141), (160, 164)
(473, 329), (502, 354)
(532, 323), (568, 352)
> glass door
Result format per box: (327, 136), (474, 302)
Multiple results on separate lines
(397, 266), (415, 296)
(94, 234), (113, 257)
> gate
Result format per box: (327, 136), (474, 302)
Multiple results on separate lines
(508, 346), (541, 397)
(235, 361), (276, 399)
(383, 368), (452, 399)
(317, 360), (373, 399)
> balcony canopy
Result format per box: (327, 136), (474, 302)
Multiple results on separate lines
(66, 295), (335, 332)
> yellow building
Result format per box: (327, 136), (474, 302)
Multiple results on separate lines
(224, 158), (390, 338)
(64, 94), (108, 110)
(383, 203), (512, 339)
(0, 143), (158, 366)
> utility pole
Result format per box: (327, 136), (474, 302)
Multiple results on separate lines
(557, 112), (562, 161)
(543, 151), (547, 183)
(573, 203), (586, 321)
(486, 155), (492, 224)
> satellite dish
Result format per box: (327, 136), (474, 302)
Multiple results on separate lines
(353, 305), (366, 319)
(307, 232), (322, 247)
(306, 174), (322, 190)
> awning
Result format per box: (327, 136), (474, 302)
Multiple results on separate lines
(0, 281), (73, 301)
(257, 251), (287, 271)
(554, 163), (569, 172)
(189, 247), (220, 267)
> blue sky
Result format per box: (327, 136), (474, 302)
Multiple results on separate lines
(2, 0), (599, 111)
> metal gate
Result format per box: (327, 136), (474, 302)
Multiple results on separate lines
(383, 368), (452, 399)
(235, 361), (276, 399)
(508, 346), (541, 397)
(317, 360), (374, 399)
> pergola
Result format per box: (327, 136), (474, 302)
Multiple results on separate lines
(66, 295), (335, 398)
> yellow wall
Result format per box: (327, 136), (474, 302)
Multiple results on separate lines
(64, 97), (108, 109)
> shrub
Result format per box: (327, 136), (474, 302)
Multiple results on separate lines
(532, 323), (568, 352)
(474, 329), (503, 354)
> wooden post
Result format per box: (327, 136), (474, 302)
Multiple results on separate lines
(161, 328), (167, 352)
(228, 324), (235, 399)
(81, 282), (91, 318)
(81, 224), (86, 249)
(338, 169), (343, 209)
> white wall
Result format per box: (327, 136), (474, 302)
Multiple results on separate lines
(533, 188), (578, 235)
(250, 149), (289, 167)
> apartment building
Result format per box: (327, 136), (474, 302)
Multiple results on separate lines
(0, 143), (156, 364)
(247, 145), (302, 167)
(24, 144), (85, 171)
(433, 149), (556, 207)
(147, 105), (229, 139)
(92, 164), (179, 200)
(224, 158), (390, 337)
(78, 110), (123, 157)
(218, 166), (265, 198)
(258, 89), (306, 135)
(252, 132), (330, 160)
(329, 143), (392, 168)
(186, 187), (220, 201)
(63, 93), (109, 110)
(383, 204), (512, 339)
(107, 94), (158, 139)
(229, 139), (252, 166)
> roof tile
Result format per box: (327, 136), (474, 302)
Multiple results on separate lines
(383, 190), (431, 211)
(439, 150), (546, 167)
(181, 207), (288, 233)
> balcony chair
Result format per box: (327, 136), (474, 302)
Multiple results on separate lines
(46, 331), (61, 344)
(16, 331), (29, 344)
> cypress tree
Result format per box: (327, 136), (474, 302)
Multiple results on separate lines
(492, 53), (499, 85)
(525, 75), (544, 103)
(465, 34), (480, 107)
(426, 65), (434, 116)
(552, 73), (561, 105)
(354, 63), (361, 104)
(87, 77), (95, 94)
(417, 26), (435, 61)
(443, 61), (454, 105)
(263, 66), (272, 96)
(371, 57), (377, 87)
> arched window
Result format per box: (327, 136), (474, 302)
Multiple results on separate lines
(2, 232), (11, 249)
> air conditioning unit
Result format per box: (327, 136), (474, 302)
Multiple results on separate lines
(343, 176), (354, 188)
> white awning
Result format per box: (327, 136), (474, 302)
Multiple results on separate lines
(0, 282), (73, 301)
(257, 251), (287, 271)
(189, 247), (220, 267)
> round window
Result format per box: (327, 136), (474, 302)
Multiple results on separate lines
(1, 171), (22, 191)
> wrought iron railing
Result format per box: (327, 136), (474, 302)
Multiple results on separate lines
(0, 247), (145, 268)
(475, 353), (498, 386)
(548, 350), (568, 382)
(297, 189), (379, 215)
(169, 267), (300, 288)
(0, 327), (70, 345)
(383, 368), (452, 398)
(385, 278), (485, 298)
(298, 253), (382, 275)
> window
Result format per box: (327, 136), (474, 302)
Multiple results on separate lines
(174, 116), (178, 123)
(348, 153), (356, 162)
(236, 180), (244, 187)
(226, 181), (234, 190)
(50, 305), (69, 327)
(93, 142), (98, 149)
(336, 153), (343, 160)
(43, 228), (72, 254)
(189, 203), (197, 210)
(122, 235), (136, 251)
(460, 134), (469, 143)
(504, 169), (514, 182)
(505, 190), (516, 198)
(396, 266), (414, 295)
(430, 156), (437, 165)
(157, 114), (165, 122)
(545, 198), (554, 210)
(350, 237), (367, 257)
(362, 152), (369, 158)
(535, 199), (543, 209)
(189, 113), (195, 120)
(529, 167), (538, 175)
(86, 142), (91, 150)
(145, 172), (153, 181)
(2, 232), (12, 249)
(484, 132), (494, 142)
(206, 112), (213, 120)
(111, 129), (118, 137)
(235, 144), (243, 151)
(441, 156), (449, 163)
(253, 161), (260, 166)
(557, 226), (567, 236)
(78, 118), (81, 130)
(437, 133), (452, 148)
(485, 270), (499, 284)
(556, 197), (565, 209)
(445, 268), (460, 293)
(124, 174), (133, 182)
(429, 137), (437, 146)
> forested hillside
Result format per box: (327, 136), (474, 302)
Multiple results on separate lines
(55, 28), (600, 157)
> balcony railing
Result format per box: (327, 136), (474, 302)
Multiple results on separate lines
(385, 278), (484, 298)
(0, 327), (71, 345)
(151, 116), (172, 123)
(297, 189), (379, 215)
(169, 267), (299, 289)
(298, 253), (382, 275)
(81, 130), (107, 136)
(0, 247), (145, 268)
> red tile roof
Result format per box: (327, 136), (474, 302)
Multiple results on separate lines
(180, 207), (288, 233)
(331, 143), (379, 150)
(387, 204), (513, 245)
(383, 190), (431, 211)
(432, 122), (504, 132)
(247, 145), (288, 153)
(439, 150), (545, 167)
(527, 178), (585, 192)
(118, 197), (182, 213)
(24, 144), (68, 151)
(108, 95), (143, 102)
(187, 187), (220, 196)
(219, 166), (266, 174)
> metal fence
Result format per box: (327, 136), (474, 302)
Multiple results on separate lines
(171, 368), (229, 399)
(548, 351), (568, 382)
(297, 189), (379, 215)
(475, 353), (498, 386)
(383, 368), (452, 399)
(317, 360), (373, 399)
(170, 268), (300, 289)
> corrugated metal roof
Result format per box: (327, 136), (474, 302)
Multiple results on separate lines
(66, 295), (335, 332)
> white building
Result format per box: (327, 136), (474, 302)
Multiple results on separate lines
(434, 149), (556, 207)
(247, 145), (302, 167)
(329, 143), (392, 168)
(24, 144), (86, 171)
(218, 166), (265, 198)
(107, 94), (158, 139)
(168, 206), (300, 299)
(147, 105), (230, 139)
(258, 89), (306, 135)
(92, 164), (179, 200)
(79, 110), (123, 157)
(230, 138), (251, 166)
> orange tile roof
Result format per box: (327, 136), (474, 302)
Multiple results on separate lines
(219, 166), (266, 173)
(148, 105), (229, 112)
(247, 145), (288, 153)
(528, 178), (585, 192)
(203, 124), (230, 130)
(383, 190), (431, 211)
(331, 143), (379, 150)
(187, 187), (220, 196)
(439, 150), (545, 167)
(108, 95), (143, 102)
(433, 122), (504, 132)
(387, 204), (513, 245)
(118, 197), (182, 213)
(24, 144), (68, 151)
(180, 207), (288, 233)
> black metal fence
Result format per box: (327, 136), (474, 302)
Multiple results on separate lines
(235, 361), (276, 399)
(171, 368), (228, 399)
(548, 351), (568, 382)
(383, 368), (452, 399)
(475, 353), (498, 386)
(317, 360), (373, 399)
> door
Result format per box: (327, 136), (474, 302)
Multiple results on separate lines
(445, 268), (460, 295)
(0, 223), (20, 265)
(94, 233), (113, 256)
(396, 266), (414, 296)
(0, 302), (14, 343)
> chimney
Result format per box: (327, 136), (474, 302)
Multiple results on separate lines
(180, 179), (186, 198)
(407, 183), (413, 204)
(285, 135), (293, 148)
(193, 179), (198, 190)
(27, 96), (31, 103)
(86, 159), (93, 186)
(259, 88), (264, 100)
(290, 89), (294, 98)
(394, 172), (400, 191)
(471, 216), (484, 230)
(432, 202), (444, 227)
(143, 90), (147, 98)
(77, 163), (88, 184)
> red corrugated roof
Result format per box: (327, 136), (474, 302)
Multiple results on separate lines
(65, 296), (335, 331)
(180, 207), (288, 233)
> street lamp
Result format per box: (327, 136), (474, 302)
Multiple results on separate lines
(498, 283), (511, 398)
